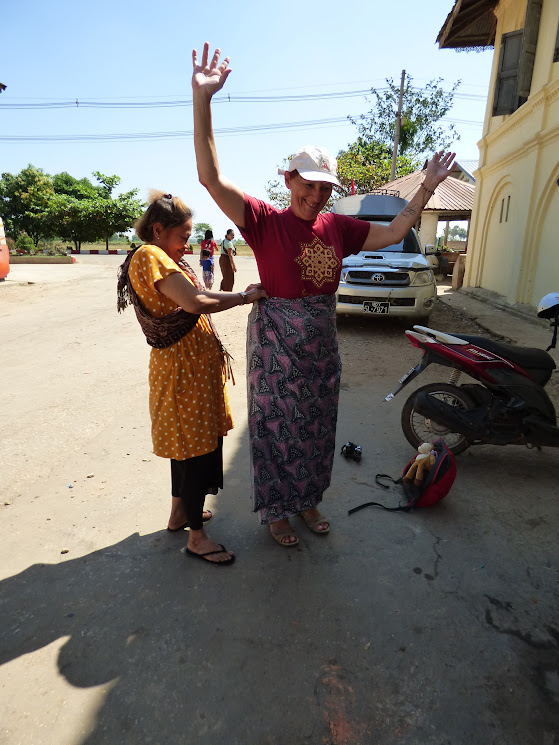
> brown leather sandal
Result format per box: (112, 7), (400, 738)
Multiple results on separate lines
(298, 512), (330, 534)
(269, 526), (299, 547)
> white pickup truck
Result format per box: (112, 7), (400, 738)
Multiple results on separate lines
(333, 193), (438, 322)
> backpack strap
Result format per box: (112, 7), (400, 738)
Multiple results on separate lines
(348, 473), (413, 514)
(348, 500), (411, 515)
(375, 473), (403, 488)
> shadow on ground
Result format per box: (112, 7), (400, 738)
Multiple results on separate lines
(2, 440), (559, 744)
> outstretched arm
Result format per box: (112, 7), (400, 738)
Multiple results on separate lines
(362, 150), (455, 251)
(192, 43), (245, 228)
(156, 272), (266, 314)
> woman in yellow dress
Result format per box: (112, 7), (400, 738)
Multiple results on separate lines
(118, 191), (267, 566)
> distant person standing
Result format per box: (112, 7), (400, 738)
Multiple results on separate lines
(219, 228), (236, 291)
(200, 229), (217, 257)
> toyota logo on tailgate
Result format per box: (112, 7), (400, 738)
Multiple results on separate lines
(373, 273), (385, 282)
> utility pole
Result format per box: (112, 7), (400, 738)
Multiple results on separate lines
(390, 70), (406, 182)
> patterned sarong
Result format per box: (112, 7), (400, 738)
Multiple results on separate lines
(246, 295), (341, 524)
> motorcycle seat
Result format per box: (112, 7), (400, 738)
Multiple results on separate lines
(453, 334), (556, 380)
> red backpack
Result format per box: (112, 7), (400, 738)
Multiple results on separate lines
(348, 438), (456, 514)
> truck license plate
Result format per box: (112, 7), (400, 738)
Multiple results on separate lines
(363, 301), (389, 314)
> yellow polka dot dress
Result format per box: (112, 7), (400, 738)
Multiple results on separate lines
(128, 245), (233, 460)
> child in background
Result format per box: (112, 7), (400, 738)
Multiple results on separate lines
(200, 247), (214, 290)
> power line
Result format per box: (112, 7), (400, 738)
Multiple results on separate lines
(0, 88), (487, 111)
(0, 79), (380, 100)
(442, 117), (485, 127)
(0, 113), (484, 144)
(0, 89), (376, 110)
(0, 116), (355, 143)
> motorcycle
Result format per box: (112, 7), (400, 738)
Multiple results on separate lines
(385, 292), (559, 454)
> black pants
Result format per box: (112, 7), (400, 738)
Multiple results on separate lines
(170, 438), (223, 530)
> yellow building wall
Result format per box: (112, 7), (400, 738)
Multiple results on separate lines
(464, 0), (559, 307)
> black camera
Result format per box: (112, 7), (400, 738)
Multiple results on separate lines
(341, 442), (362, 462)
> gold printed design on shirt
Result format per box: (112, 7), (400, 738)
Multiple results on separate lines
(294, 236), (340, 288)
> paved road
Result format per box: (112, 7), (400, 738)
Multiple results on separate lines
(1, 258), (558, 745)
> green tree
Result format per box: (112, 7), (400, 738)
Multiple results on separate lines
(53, 172), (101, 201)
(349, 76), (461, 160)
(0, 165), (55, 245)
(44, 172), (143, 251)
(0, 166), (143, 251)
(92, 171), (121, 198)
(89, 178), (144, 251)
(45, 173), (105, 250)
(85, 172), (143, 250)
(193, 222), (212, 243)
(15, 232), (35, 254)
(448, 225), (467, 240)
(336, 138), (418, 196)
(265, 176), (291, 212)
(42, 194), (100, 252)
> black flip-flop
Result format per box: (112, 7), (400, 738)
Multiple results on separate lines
(167, 510), (213, 532)
(167, 522), (189, 532)
(184, 544), (235, 566)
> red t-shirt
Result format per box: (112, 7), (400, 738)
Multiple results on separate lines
(239, 194), (370, 299)
(200, 239), (217, 256)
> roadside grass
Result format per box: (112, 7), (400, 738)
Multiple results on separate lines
(80, 242), (255, 257)
(79, 243), (128, 252)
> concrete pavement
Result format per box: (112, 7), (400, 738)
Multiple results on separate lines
(1, 258), (558, 745)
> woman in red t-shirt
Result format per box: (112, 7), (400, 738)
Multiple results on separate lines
(191, 42), (455, 549)
(200, 229), (217, 257)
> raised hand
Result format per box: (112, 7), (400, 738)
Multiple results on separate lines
(424, 150), (456, 189)
(192, 42), (231, 99)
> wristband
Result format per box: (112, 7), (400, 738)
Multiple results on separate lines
(421, 183), (436, 196)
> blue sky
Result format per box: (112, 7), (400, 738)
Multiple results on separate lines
(1, 0), (494, 239)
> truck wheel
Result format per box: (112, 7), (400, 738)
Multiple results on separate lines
(401, 382), (475, 455)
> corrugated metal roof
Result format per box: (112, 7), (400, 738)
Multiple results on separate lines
(455, 159), (478, 180)
(437, 0), (498, 50)
(373, 171), (475, 214)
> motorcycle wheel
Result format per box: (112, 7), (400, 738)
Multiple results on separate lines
(401, 382), (476, 455)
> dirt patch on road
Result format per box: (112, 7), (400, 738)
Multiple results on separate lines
(336, 302), (492, 383)
(336, 302), (559, 410)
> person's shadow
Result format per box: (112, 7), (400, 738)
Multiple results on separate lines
(1, 531), (262, 743)
(1, 528), (358, 745)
